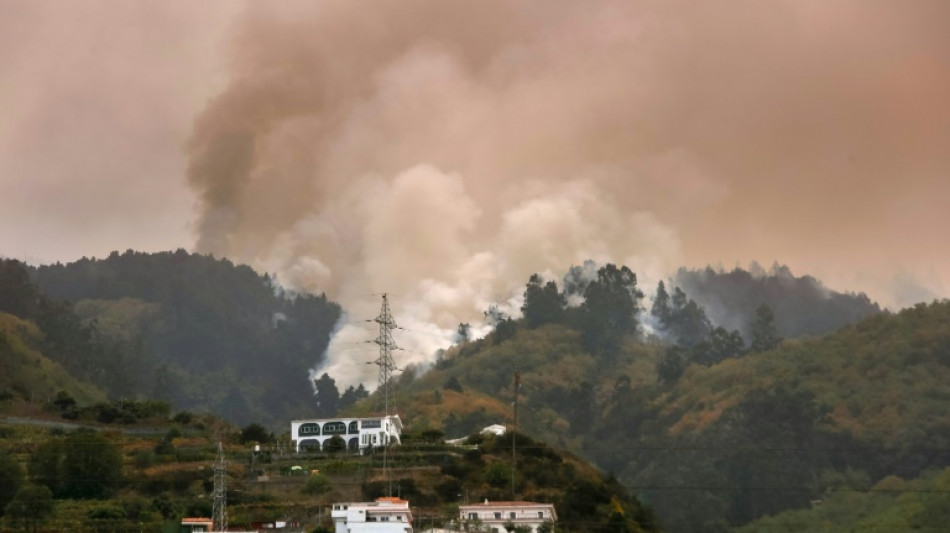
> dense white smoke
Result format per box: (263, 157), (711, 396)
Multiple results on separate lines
(184, 0), (950, 388)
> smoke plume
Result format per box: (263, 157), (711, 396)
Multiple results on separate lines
(185, 0), (950, 387)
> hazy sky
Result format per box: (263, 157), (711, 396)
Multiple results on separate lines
(2, 1), (949, 382)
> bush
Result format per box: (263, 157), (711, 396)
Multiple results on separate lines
(323, 435), (346, 454)
(321, 459), (358, 475)
(301, 474), (333, 496)
(240, 423), (272, 444)
(0, 451), (25, 515)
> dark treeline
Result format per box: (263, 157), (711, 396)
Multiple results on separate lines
(674, 263), (881, 340)
(518, 263), (643, 358)
(8, 250), (342, 426)
(651, 280), (783, 383)
(494, 261), (784, 384)
(312, 373), (370, 418)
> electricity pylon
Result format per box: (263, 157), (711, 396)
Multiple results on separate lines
(371, 293), (399, 496)
(372, 293), (399, 417)
(212, 442), (227, 532)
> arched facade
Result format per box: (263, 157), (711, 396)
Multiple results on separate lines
(298, 439), (321, 451)
(290, 415), (402, 453)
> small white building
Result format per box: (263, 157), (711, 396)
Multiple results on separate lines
(458, 501), (557, 533)
(291, 415), (402, 453)
(331, 497), (413, 533)
(446, 424), (507, 445)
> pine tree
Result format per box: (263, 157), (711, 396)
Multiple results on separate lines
(749, 303), (782, 352)
(313, 373), (340, 417)
(522, 274), (566, 328)
(651, 281), (671, 326)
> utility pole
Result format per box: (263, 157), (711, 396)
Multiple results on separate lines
(512, 368), (519, 499)
(372, 294), (399, 497)
(212, 442), (227, 532)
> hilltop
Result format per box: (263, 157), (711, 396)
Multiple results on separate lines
(19, 251), (342, 426)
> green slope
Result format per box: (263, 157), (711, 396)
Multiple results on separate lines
(738, 467), (950, 533)
(0, 408), (660, 532)
(0, 312), (105, 411)
(383, 300), (950, 532)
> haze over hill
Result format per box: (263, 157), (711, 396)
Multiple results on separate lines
(2, 2), (949, 386)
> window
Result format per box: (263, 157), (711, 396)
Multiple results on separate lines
(510, 512), (516, 519)
(538, 511), (544, 518)
(299, 423), (320, 436)
(324, 421), (347, 435)
(468, 513), (478, 520)
(494, 512), (501, 519)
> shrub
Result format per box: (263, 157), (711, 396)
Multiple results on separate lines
(301, 474), (333, 496)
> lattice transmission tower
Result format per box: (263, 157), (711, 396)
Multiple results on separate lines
(371, 293), (400, 496)
(212, 442), (228, 532)
(372, 293), (399, 417)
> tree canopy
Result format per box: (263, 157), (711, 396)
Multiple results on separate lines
(26, 250), (343, 425)
(522, 274), (566, 328)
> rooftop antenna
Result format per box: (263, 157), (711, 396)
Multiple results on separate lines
(372, 293), (399, 496)
(212, 442), (228, 532)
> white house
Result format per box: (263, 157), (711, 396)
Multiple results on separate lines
(458, 501), (557, 533)
(291, 415), (402, 453)
(331, 497), (413, 533)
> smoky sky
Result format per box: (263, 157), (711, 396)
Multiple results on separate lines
(3, 1), (950, 385)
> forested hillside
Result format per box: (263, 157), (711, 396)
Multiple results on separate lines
(0, 312), (105, 409)
(368, 264), (949, 532)
(737, 466), (950, 532)
(3, 252), (342, 425)
(6, 251), (937, 531)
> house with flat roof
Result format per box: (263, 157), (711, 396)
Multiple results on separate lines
(458, 500), (557, 533)
(291, 415), (402, 453)
(331, 497), (413, 533)
(180, 518), (213, 532)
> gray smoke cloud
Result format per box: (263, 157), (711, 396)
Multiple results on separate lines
(183, 0), (950, 387)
